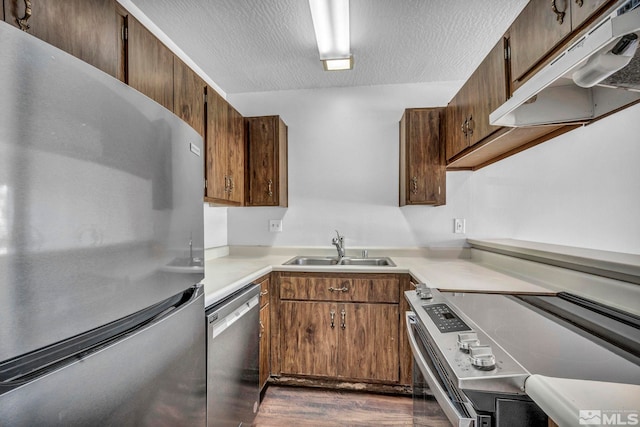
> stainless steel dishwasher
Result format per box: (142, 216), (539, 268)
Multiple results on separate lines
(206, 284), (260, 427)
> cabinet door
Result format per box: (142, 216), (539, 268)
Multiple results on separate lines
(3, 0), (122, 80)
(445, 92), (468, 161)
(227, 104), (244, 204)
(571, 0), (611, 30)
(510, 0), (572, 84)
(205, 89), (229, 201)
(468, 38), (508, 146)
(245, 116), (287, 206)
(280, 301), (337, 377)
(403, 109), (445, 205)
(259, 303), (270, 390)
(337, 303), (399, 382)
(128, 16), (174, 111)
(173, 58), (205, 137)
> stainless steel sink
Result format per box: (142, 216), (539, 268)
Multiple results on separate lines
(283, 256), (396, 267)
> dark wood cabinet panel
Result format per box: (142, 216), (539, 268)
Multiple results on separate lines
(245, 116), (288, 207)
(510, 0), (572, 86)
(571, 0), (613, 32)
(399, 108), (445, 206)
(279, 274), (399, 303)
(446, 38), (509, 166)
(275, 273), (405, 385)
(127, 16), (174, 111)
(173, 58), (205, 137)
(337, 303), (399, 382)
(227, 104), (245, 204)
(280, 301), (338, 377)
(3, 0), (122, 80)
(468, 38), (509, 146)
(205, 89), (244, 205)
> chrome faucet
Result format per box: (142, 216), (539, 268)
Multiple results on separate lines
(331, 230), (345, 260)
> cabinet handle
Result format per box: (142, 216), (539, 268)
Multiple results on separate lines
(17, 0), (32, 31)
(551, 0), (566, 24)
(259, 320), (264, 338)
(461, 119), (468, 136)
(467, 115), (474, 137)
(228, 176), (234, 192)
(267, 179), (273, 197)
(340, 309), (346, 330)
(260, 289), (269, 296)
(411, 176), (418, 194)
(328, 286), (349, 293)
(330, 310), (335, 329)
(224, 175), (229, 193)
(575, 0), (583, 7)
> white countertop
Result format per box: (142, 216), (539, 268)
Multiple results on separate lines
(526, 375), (640, 427)
(200, 248), (554, 308)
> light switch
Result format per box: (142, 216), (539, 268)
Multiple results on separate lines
(454, 218), (466, 234)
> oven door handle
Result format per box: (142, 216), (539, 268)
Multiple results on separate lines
(406, 312), (475, 427)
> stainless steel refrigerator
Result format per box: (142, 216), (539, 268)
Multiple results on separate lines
(0, 22), (206, 426)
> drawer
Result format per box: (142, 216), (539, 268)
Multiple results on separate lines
(279, 274), (399, 303)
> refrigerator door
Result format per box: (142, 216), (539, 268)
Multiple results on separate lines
(0, 22), (204, 361)
(0, 285), (206, 426)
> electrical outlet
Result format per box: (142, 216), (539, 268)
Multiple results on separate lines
(454, 218), (466, 234)
(269, 219), (283, 233)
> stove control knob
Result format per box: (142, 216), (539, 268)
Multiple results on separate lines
(469, 345), (496, 370)
(457, 332), (480, 353)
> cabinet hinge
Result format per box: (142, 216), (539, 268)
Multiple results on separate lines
(504, 45), (511, 60)
(204, 179), (208, 189)
(203, 92), (207, 104)
(121, 25), (128, 41)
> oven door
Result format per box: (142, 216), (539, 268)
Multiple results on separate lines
(406, 312), (476, 427)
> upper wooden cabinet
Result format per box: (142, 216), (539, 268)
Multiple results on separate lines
(3, 0), (123, 81)
(205, 90), (244, 205)
(127, 17), (174, 111)
(245, 116), (288, 207)
(173, 58), (205, 137)
(447, 38), (509, 162)
(510, 0), (615, 90)
(399, 108), (445, 206)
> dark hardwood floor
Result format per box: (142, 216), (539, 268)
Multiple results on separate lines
(253, 385), (451, 427)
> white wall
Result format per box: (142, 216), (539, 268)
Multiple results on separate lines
(470, 103), (640, 254)
(204, 85), (639, 255)
(220, 82), (474, 249)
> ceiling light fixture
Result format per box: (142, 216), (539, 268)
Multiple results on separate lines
(308, 0), (353, 71)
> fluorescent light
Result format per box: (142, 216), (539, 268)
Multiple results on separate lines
(322, 57), (353, 71)
(309, 0), (353, 70)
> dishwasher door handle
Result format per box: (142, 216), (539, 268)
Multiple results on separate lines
(210, 296), (259, 339)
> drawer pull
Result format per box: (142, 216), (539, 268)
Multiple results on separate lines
(330, 310), (336, 329)
(328, 286), (349, 293)
(17, 0), (32, 31)
(551, 0), (566, 24)
(260, 289), (269, 296)
(340, 309), (346, 330)
(259, 320), (264, 338)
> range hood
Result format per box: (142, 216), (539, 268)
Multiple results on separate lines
(490, 0), (640, 127)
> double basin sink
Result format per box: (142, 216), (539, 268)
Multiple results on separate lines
(284, 256), (396, 267)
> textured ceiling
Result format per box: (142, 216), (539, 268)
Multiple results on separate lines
(129, 0), (528, 94)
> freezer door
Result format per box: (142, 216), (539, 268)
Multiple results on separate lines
(0, 22), (204, 361)
(0, 286), (206, 426)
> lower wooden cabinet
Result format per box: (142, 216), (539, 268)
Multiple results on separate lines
(258, 276), (271, 390)
(274, 272), (408, 385)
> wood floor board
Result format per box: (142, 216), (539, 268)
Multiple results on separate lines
(253, 385), (451, 427)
